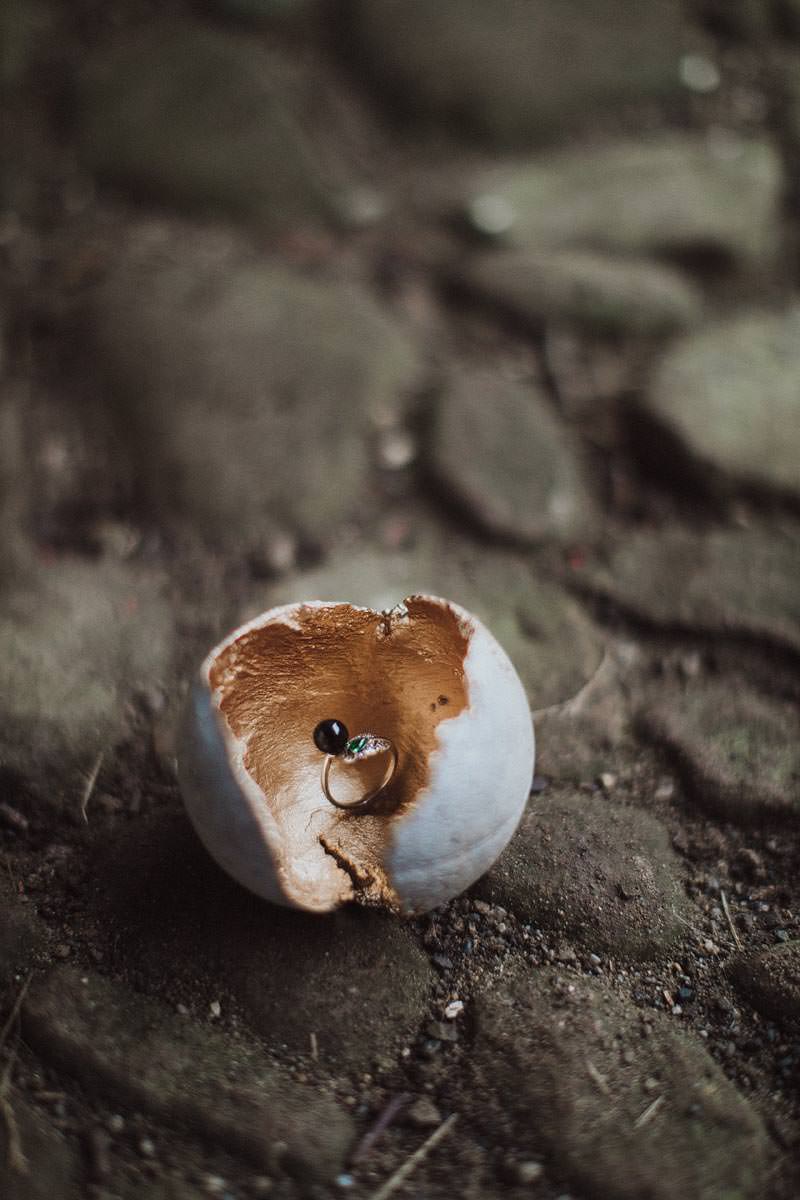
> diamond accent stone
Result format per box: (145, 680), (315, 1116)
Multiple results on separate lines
(342, 733), (391, 762)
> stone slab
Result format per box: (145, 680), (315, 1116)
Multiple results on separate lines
(0, 558), (172, 806)
(581, 524), (800, 658)
(471, 969), (771, 1200)
(459, 250), (703, 336)
(88, 242), (421, 545)
(643, 307), (800, 499)
(350, 0), (687, 146)
(468, 135), (782, 269)
(87, 811), (434, 1074)
(475, 790), (691, 960)
(78, 21), (330, 231)
(428, 367), (595, 545)
(23, 964), (354, 1184)
(731, 941), (800, 1025)
(639, 680), (800, 823)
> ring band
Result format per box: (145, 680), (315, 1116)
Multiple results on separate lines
(321, 734), (398, 810)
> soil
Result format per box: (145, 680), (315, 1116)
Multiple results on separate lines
(1, 2), (799, 1199)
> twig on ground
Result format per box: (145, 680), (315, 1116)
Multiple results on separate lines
(720, 890), (743, 951)
(586, 1060), (611, 1095)
(0, 1040), (27, 1173)
(79, 751), (105, 824)
(367, 1113), (458, 1200)
(532, 648), (611, 721)
(634, 1095), (664, 1129)
(0, 974), (32, 1057)
(350, 1093), (411, 1167)
(0, 1089), (27, 1173)
(670, 909), (706, 942)
(309, 1032), (318, 1060)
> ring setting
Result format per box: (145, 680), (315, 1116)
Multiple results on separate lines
(313, 719), (398, 811)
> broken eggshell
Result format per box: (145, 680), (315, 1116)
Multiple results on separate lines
(177, 595), (534, 914)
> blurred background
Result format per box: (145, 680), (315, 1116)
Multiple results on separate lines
(1, 2), (800, 1198)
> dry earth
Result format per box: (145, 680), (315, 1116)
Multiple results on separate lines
(1, 2), (799, 1198)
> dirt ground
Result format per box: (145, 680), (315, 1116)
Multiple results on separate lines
(1, 2), (799, 1198)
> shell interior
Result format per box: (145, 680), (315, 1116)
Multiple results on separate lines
(206, 596), (471, 910)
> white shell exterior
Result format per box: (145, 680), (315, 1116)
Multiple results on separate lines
(178, 597), (534, 914)
(384, 609), (534, 911)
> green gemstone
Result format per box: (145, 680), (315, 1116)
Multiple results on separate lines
(347, 735), (369, 755)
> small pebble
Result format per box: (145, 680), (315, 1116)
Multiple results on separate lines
(107, 1114), (125, 1134)
(679, 651), (702, 678)
(406, 1097), (442, 1128)
(336, 1174), (355, 1189)
(336, 186), (386, 229)
(466, 193), (515, 237)
(654, 777), (675, 801)
(444, 1000), (464, 1019)
(202, 1176), (227, 1196)
(209, 1000), (222, 1018)
(679, 53), (721, 93)
(260, 532), (297, 576)
(139, 1137), (156, 1157)
(599, 772), (617, 791)
(378, 428), (416, 470)
(516, 1161), (544, 1185)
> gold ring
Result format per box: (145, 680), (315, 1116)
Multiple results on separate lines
(313, 720), (398, 811)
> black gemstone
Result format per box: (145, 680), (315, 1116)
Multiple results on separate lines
(313, 718), (349, 756)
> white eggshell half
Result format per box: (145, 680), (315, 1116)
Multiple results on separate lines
(177, 596), (534, 914)
(385, 612), (534, 912)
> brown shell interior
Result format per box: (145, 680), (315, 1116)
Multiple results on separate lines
(208, 596), (470, 909)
